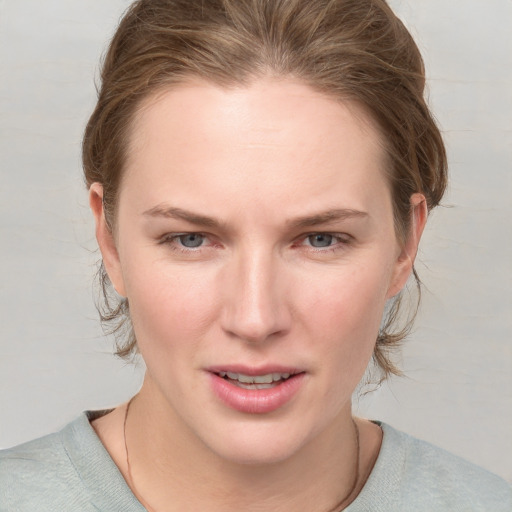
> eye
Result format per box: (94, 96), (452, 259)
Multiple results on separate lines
(306, 233), (335, 248)
(297, 232), (352, 253)
(177, 233), (205, 248)
(159, 232), (210, 251)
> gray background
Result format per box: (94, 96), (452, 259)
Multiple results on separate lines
(0, 0), (510, 482)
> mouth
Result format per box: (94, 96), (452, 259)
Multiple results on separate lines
(216, 371), (296, 390)
(208, 366), (306, 413)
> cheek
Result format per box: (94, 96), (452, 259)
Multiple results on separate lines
(298, 262), (391, 364)
(302, 262), (390, 328)
(287, 266), (390, 419)
(123, 258), (220, 352)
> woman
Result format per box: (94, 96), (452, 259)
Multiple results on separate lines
(1, 0), (510, 510)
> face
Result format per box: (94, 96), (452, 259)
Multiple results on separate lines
(91, 78), (424, 465)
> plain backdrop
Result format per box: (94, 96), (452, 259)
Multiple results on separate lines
(0, 0), (511, 482)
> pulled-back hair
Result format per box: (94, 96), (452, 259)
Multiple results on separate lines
(83, 0), (447, 378)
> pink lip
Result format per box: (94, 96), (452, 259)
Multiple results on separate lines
(206, 365), (306, 414)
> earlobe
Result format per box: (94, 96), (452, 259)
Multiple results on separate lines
(387, 193), (428, 298)
(89, 183), (126, 297)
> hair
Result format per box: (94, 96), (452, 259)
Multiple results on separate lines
(83, 0), (447, 379)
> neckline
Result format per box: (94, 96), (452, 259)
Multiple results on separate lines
(60, 412), (146, 511)
(62, 412), (402, 511)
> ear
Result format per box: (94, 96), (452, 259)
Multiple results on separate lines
(387, 193), (428, 298)
(89, 183), (126, 297)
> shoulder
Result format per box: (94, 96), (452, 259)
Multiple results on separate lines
(0, 415), (92, 511)
(0, 412), (142, 512)
(350, 422), (512, 512)
(0, 414), (100, 511)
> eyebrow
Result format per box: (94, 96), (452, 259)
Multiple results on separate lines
(143, 205), (368, 229)
(288, 209), (369, 229)
(143, 205), (223, 228)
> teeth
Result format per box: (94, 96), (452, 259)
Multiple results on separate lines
(241, 373), (272, 384)
(218, 371), (292, 384)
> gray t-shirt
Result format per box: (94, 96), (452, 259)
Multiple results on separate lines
(1, 412), (510, 511)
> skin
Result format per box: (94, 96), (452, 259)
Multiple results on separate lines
(90, 78), (427, 511)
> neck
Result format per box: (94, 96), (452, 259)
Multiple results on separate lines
(124, 380), (362, 512)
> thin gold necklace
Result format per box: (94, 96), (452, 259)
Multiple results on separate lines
(123, 397), (360, 512)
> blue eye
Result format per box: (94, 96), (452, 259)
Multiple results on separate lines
(178, 233), (205, 248)
(307, 233), (334, 248)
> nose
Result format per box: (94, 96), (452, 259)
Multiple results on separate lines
(220, 249), (291, 343)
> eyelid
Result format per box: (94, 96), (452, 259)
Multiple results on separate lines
(300, 231), (351, 242)
(159, 231), (212, 248)
(296, 231), (353, 250)
(158, 230), (352, 253)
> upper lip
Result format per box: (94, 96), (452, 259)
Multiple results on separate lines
(206, 364), (303, 376)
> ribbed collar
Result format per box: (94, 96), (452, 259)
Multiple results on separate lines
(60, 412), (146, 511)
(61, 413), (403, 511)
(345, 422), (403, 511)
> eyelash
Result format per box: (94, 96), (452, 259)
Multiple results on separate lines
(158, 232), (352, 255)
(158, 233), (213, 253)
(296, 233), (352, 253)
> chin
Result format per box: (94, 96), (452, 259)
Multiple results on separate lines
(210, 435), (305, 466)
(196, 416), (326, 466)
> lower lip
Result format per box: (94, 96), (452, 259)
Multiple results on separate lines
(209, 373), (305, 414)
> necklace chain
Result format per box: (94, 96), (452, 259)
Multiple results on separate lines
(123, 397), (360, 512)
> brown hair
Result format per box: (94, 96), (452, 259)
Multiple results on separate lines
(83, 0), (447, 378)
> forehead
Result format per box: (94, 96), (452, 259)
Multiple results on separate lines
(130, 78), (383, 151)
(121, 78), (390, 219)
